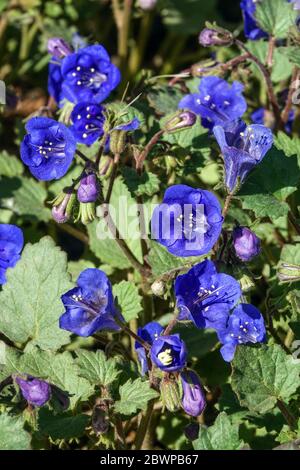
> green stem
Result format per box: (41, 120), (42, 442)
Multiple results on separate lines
(277, 400), (297, 430)
(114, 317), (151, 350)
(134, 399), (155, 450)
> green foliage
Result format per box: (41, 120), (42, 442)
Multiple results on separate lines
(75, 350), (121, 387)
(193, 412), (245, 450)
(113, 281), (142, 322)
(255, 0), (297, 38)
(0, 413), (31, 450)
(38, 409), (90, 440)
(114, 378), (158, 416)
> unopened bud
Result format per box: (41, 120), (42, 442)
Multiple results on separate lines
(160, 375), (182, 412)
(151, 279), (166, 297)
(110, 130), (126, 154)
(47, 37), (72, 59)
(52, 189), (76, 224)
(278, 263), (300, 283)
(98, 155), (114, 177)
(199, 27), (233, 47)
(164, 111), (197, 133)
(92, 404), (110, 435)
(180, 370), (206, 417)
(77, 173), (99, 203)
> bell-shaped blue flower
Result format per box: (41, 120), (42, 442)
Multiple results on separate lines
(59, 268), (121, 336)
(213, 119), (273, 193)
(180, 370), (206, 417)
(232, 226), (261, 262)
(48, 61), (63, 104)
(178, 76), (247, 130)
(175, 259), (241, 330)
(70, 102), (105, 145)
(20, 117), (76, 181)
(150, 334), (187, 372)
(217, 303), (266, 362)
(135, 322), (164, 375)
(15, 376), (51, 407)
(0, 224), (24, 285)
(240, 0), (268, 40)
(61, 45), (121, 104)
(151, 185), (223, 257)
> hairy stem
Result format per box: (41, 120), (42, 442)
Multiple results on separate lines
(282, 67), (299, 124)
(136, 129), (164, 172)
(114, 317), (151, 350)
(266, 36), (275, 68)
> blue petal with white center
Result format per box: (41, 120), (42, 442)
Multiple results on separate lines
(20, 117), (76, 181)
(217, 303), (266, 362)
(150, 334), (187, 372)
(59, 268), (122, 336)
(175, 259), (241, 330)
(213, 119), (273, 193)
(61, 45), (121, 104)
(178, 76), (247, 130)
(70, 102), (105, 145)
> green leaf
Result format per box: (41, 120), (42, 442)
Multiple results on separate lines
(280, 244), (300, 266)
(88, 177), (143, 269)
(0, 413), (31, 450)
(114, 378), (158, 415)
(147, 241), (204, 278)
(147, 86), (184, 115)
(113, 280), (142, 322)
(0, 151), (23, 177)
(38, 409), (89, 440)
(75, 349), (121, 387)
(284, 46), (300, 68)
(231, 345), (300, 414)
(121, 168), (160, 197)
(193, 412), (244, 450)
(163, 117), (209, 151)
(275, 132), (300, 166)
(247, 42), (293, 83)
(0, 237), (73, 350)
(13, 177), (51, 222)
(255, 0), (297, 38)
(238, 148), (299, 221)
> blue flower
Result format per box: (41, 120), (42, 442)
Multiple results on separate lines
(217, 303), (266, 362)
(61, 45), (121, 104)
(240, 0), (268, 40)
(20, 117), (76, 181)
(0, 224), (24, 285)
(232, 226), (261, 262)
(135, 322), (164, 375)
(151, 185), (223, 257)
(150, 334), (187, 372)
(178, 76), (247, 130)
(15, 376), (51, 407)
(213, 119), (273, 193)
(180, 370), (206, 417)
(251, 107), (295, 135)
(70, 102), (105, 144)
(47, 37), (72, 59)
(48, 61), (63, 104)
(113, 117), (140, 131)
(175, 259), (241, 330)
(59, 268), (121, 336)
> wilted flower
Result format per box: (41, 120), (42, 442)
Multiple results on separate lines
(180, 370), (206, 417)
(213, 119), (273, 193)
(150, 334), (187, 372)
(20, 117), (76, 181)
(77, 173), (100, 203)
(59, 268), (122, 336)
(178, 76), (247, 130)
(151, 185), (223, 257)
(135, 322), (164, 375)
(0, 224), (24, 285)
(217, 303), (266, 362)
(175, 259), (241, 330)
(61, 45), (121, 104)
(232, 226), (261, 262)
(70, 102), (105, 144)
(15, 376), (51, 407)
(47, 37), (72, 59)
(52, 189), (76, 224)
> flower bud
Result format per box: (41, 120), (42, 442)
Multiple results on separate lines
(160, 376), (182, 412)
(77, 174), (99, 203)
(199, 27), (233, 47)
(98, 155), (114, 177)
(92, 404), (110, 435)
(76, 202), (96, 225)
(151, 279), (166, 297)
(180, 370), (206, 417)
(110, 130), (127, 154)
(139, 0), (157, 10)
(164, 111), (197, 133)
(47, 37), (72, 59)
(52, 190), (76, 224)
(15, 375), (51, 407)
(184, 423), (199, 441)
(232, 227), (261, 262)
(278, 263), (300, 283)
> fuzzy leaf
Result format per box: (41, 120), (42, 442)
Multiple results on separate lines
(75, 349), (121, 386)
(255, 0), (297, 38)
(114, 378), (158, 415)
(0, 413), (31, 450)
(38, 409), (89, 440)
(193, 412), (244, 450)
(113, 280), (142, 322)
